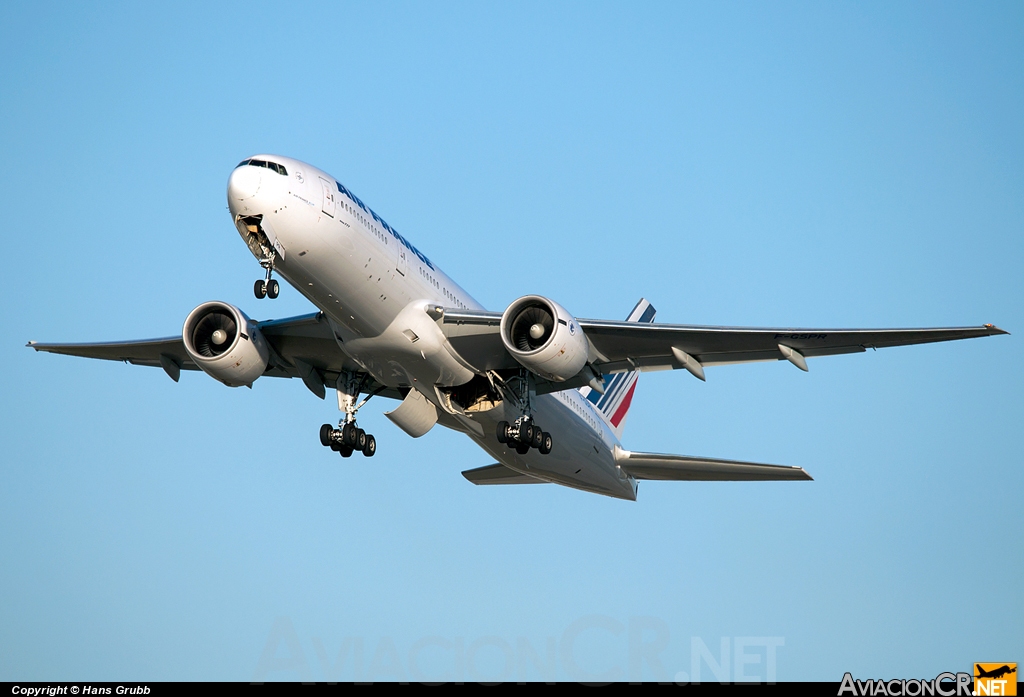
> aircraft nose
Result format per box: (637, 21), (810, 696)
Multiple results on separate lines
(227, 165), (261, 205)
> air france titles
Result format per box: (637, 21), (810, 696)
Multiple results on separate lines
(838, 672), (973, 697)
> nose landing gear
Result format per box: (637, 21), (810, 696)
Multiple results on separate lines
(254, 262), (279, 299)
(237, 215), (281, 300)
(254, 278), (279, 299)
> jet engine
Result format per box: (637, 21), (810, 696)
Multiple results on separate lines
(500, 295), (589, 382)
(182, 301), (270, 387)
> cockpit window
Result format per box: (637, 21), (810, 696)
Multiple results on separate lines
(234, 159), (288, 176)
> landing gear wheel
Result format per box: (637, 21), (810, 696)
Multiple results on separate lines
(266, 279), (280, 299)
(531, 427), (544, 449)
(521, 424), (535, 445)
(339, 445), (353, 458)
(363, 434), (376, 457)
(254, 279), (267, 299)
(515, 442), (530, 455)
(330, 441), (342, 452)
(355, 429), (367, 451)
(539, 432), (553, 455)
(496, 421), (509, 444)
(342, 423), (358, 447)
(319, 424), (334, 447)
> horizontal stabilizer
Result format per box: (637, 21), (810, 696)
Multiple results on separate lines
(462, 463), (547, 486)
(616, 448), (812, 481)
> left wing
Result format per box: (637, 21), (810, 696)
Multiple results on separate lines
(28, 312), (403, 400)
(437, 308), (1008, 384)
(27, 335), (198, 374)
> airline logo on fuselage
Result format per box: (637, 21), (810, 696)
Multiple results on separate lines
(334, 179), (434, 270)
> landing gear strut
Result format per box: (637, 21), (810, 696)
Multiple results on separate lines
(318, 372), (381, 458)
(487, 369), (554, 456)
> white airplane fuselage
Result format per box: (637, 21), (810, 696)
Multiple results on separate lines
(227, 155), (637, 500)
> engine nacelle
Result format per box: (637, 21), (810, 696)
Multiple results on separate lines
(182, 301), (270, 387)
(500, 295), (589, 382)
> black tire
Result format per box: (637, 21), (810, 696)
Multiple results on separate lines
(330, 441), (341, 452)
(531, 426), (544, 449)
(319, 424), (334, 447)
(267, 279), (280, 299)
(521, 424), (534, 444)
(355, 429), (367, 451)
(340, 445), (353, 458)
(539, 432), (553, 455)
(342, 422), (357, 446)
(515, 442), (530, 455)
(254, 279), (267, 299)
(496, 421), (509, 444)
(363, 435), (376, 457)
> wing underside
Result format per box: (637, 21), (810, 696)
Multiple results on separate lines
(27, 312), (402, 400)
(437, 307), (1007, 385)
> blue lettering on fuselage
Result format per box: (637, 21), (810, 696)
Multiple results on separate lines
(336, 179), (434, 270)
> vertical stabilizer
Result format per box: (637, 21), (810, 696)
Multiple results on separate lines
(579, 298), (655, 439)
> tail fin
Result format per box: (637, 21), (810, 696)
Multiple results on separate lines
(579, 298), (656, 439)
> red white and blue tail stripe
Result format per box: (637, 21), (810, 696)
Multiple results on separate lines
(579, 299), (656, 439)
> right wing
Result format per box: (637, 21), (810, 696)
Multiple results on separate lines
(615, 448), (812, 481)
(437, 307), (1007, 382)
(576, 320), (1008, 374)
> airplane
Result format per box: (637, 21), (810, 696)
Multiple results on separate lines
(28, 154), (1009, 501)
(975, 665), (1016, 680)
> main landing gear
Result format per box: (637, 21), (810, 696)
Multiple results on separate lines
(319, 371), (382, 458)
(319, 422), (376, 458)
(488, 369), (552, 457)
(496, 416), (553, 456)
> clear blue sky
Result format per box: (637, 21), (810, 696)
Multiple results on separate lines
(1, 1), (1021, 682)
